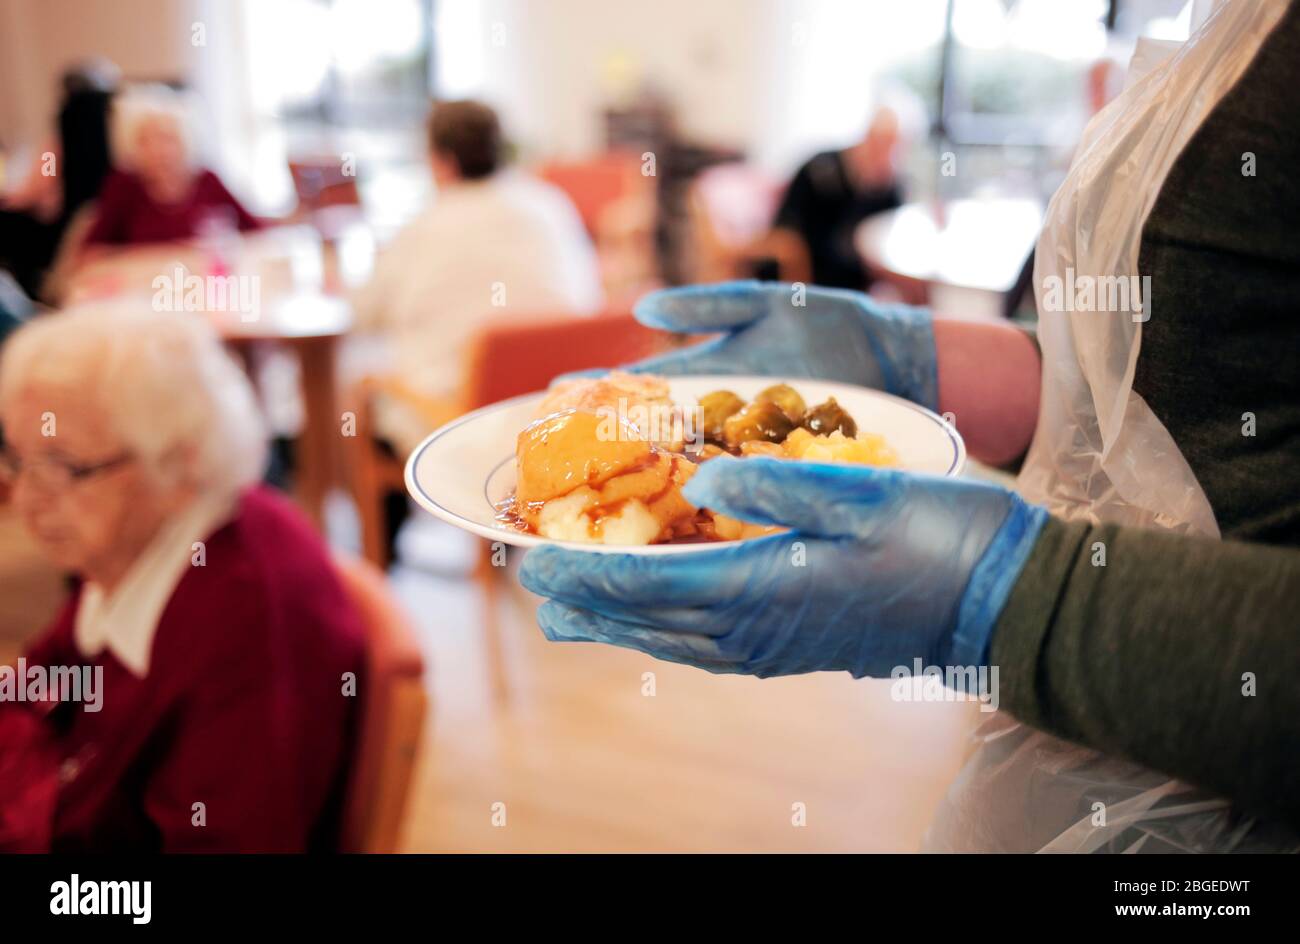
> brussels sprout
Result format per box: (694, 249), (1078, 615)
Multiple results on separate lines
(802, 397), (858, 437)
(697, 390), (746, 442)
(754, 383), (807, 421)
(723, 400), (796, 448)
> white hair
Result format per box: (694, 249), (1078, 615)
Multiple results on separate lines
(110, 83), (197, 170)
(870, 83), (929, 143)
(0, 303), (267, 494)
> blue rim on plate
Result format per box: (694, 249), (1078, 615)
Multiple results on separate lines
(405, 377), (965, 553)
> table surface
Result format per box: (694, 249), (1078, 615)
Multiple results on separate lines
(856, 197), (1043, 295)
(64, 224), (357, 338)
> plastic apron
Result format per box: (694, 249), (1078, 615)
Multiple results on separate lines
(926, 0), (1300, 853)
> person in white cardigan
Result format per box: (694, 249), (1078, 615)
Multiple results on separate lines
(353, 99), (603, 457)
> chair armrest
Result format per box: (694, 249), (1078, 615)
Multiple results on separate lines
(353, 375), (465, 432)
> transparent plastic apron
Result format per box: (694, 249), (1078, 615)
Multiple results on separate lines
(926, 0), (1299, 853)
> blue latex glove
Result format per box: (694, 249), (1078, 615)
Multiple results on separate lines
(520, 457), (1047, 678)
(622, 280), (939, 411)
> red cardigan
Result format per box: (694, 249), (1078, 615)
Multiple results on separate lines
(84, 168), (262, 246)
(0, 486), (366, 852)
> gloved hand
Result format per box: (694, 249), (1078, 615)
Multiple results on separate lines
(520, 456), (1047, 678)
(623, 280), (939, 411)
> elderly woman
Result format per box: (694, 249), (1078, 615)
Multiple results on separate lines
(0, 306), (364, 852)
(82, 84), (261, 250)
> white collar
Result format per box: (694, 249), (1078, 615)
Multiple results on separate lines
(74, 492), (237, 678)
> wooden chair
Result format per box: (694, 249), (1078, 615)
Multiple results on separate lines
(342, 311), (671, 701)
(535, 155), (659, 304)
(460, 309), (670, 408)
(345, 309), (672, 569)
(336, 552), (427, 854)
(347, 374), (462, 570)
(687, 163), (811, 284)
(535, 153), (649, 239)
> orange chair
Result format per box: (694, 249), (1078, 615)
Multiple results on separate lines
(535, 153), (647, 238)
(345, 309), (672, 570)
(336, 552), (428, 854)
(535, 155), (660, 304)
(343, 311), (672, 702)
(461, 308), (671, 408)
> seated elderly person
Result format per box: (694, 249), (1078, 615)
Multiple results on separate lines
(772, 103), (914, 291)
(354, 98), (602, 558)
(81, 84), (261, 252)
(0, 306), (364, 852)
(355, 99), (602, 450)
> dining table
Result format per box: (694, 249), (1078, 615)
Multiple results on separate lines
(63, 225), (360, 529)
(855, 197), (1044, 320)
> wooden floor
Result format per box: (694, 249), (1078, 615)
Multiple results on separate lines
(391, 528), (982, 853)
(0, 506), (983, 853)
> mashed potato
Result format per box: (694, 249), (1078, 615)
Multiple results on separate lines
(513, 378), (898, 546)
(515, 409), (699, 545)
(536, 487), (665, 545)
(751, 427), (900, 466)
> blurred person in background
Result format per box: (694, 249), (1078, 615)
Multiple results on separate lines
(80, 84), (261, 254)
(772, 99), (919, 291)
(0, 59), (119, 298)
(0, 306), (364, 852)
(354, 98), (602, 557)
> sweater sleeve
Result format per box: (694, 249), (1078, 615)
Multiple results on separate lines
(990, 516), (1300, 827)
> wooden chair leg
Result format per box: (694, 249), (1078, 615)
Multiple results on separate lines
(295, 336), (341, 531)
(363, 680), (427, 853)
(350, 440), (392, 572)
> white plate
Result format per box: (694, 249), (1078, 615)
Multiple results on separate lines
(405, 375), (965, 555)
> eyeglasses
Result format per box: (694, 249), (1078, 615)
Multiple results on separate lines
(0, 449), (134, 491)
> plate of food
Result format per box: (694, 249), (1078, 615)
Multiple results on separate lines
(405, 372), (965, 554)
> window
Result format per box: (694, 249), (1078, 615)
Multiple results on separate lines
(244, 0), (433, 128)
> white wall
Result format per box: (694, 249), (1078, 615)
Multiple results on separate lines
(436, 0), (935, 175)
(438, 0), (776, 163)
(0, 0), (198, 148)
(0, 0), (280, 207)
(1, 0), (932, 191)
